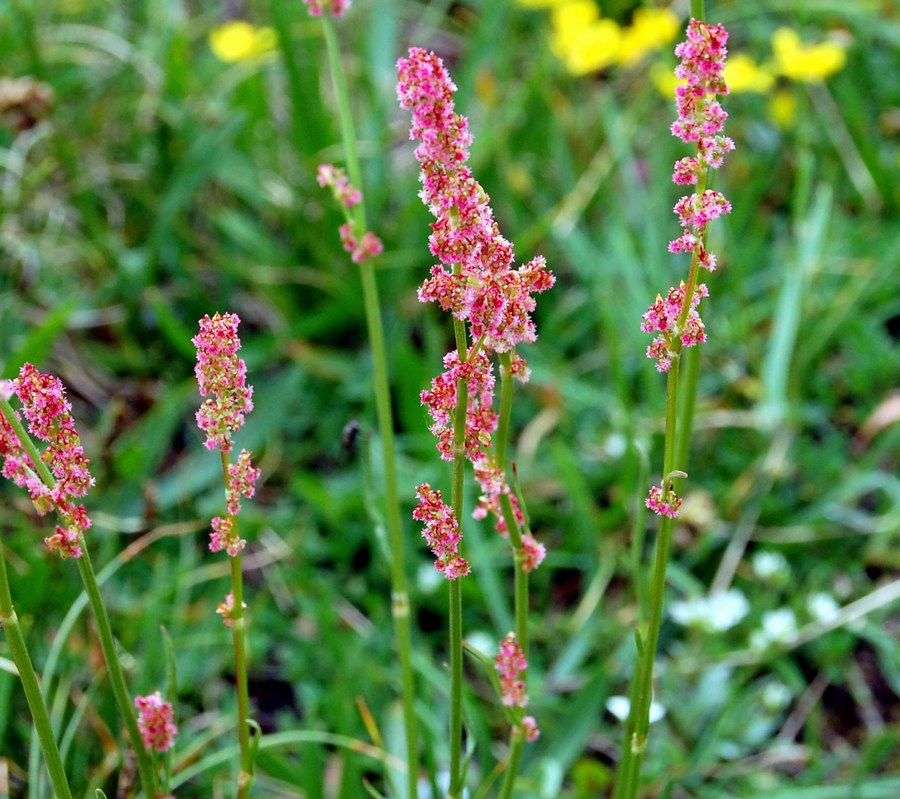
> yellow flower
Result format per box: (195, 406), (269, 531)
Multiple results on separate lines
(551, 2), (621, 75)
(209, 20), (277, 64)
(617, 7), (680, 66)
(771, 27), (847, 82)
(769, 88), (798, 129)
(650, 60), (682, 98)
(724, 53), (775, 94)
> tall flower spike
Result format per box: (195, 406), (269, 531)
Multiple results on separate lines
(397, 48), (555, 358)
(642, 19), (733, 377)
(193, 313), (260, 555)
(0, 364), (95, 558)
(193, 313), (254, 453)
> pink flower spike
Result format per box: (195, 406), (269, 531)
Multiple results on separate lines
(396, 47), (554, 354)
(209, 516), (246, 557)
(495, 632), (529, 708)
(521, 534), (546, 573)
(413, 483), (470, 579)
(522, 715), (540, 742)
(317, 163), (362, 208)
(338, 225), (384, 264)
(193, 313), (254, 453)
(134, 692), (177, 752)
(226, 449), (261, 516)
(3, 364), (95, 558)
(646, 484), (683, 518)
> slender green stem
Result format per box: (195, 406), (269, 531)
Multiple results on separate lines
(76, 551), (158, 798)
(674, 345), (700, 473)
(320, 14), (419, 797)
(448, 316), (471, 799)
(494, 352), (531, 799)
(230, 554), (254, 798)
(0, 541), (74, 799)
(448, 579), (464, 799)
(496, 726), (525, 799)
(322, 17), (366, 232)
(614, 355), (681, 799)
(219, 450), (254, 799)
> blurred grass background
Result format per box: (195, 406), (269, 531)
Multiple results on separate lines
(0, 0), (898, 797)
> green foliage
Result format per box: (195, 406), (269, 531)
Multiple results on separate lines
(0, 0), (898, 797)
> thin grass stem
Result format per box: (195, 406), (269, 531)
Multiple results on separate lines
(320, 15), (419, 798)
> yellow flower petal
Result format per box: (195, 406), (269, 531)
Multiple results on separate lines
(724, 53), (775, 94)
(209, 20), (277, 64)
(618, 7), (680, 66)
(550, 3), (623, 75)
(551, 1), (599, 36)
(552, 18), (622, 75)
(771, 26), (847, 82)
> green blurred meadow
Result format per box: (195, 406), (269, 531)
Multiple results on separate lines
(1, 0), (899, 796)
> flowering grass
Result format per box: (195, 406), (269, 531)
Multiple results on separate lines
(0, 1), (899, 798)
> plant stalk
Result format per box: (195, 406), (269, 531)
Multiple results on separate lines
(0, 540), (74, 799)
(448, 316), (471, 799)
(76, 551), (159, 798)
(321, 15), (419, 798)
(218, 450), (255, 799)
(494, 351), (531, 799)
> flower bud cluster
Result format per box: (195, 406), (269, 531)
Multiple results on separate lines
(193, 313), (260, 558)
(642, 20), (733, 518)
(495, 632), (528, 708)
(641, 281), (709, 373)
(495, 632), (540, 742)
(316, 164), (361, 208)
(216, 592), (247, 628)
(0, 364), (94, 558)
(645, 484), (683, 518)
(643, 19), (733, 376)
(134, 692), (177, 753)
(412, 484), (470, 579)
(316, 164), (384, 264)
(397, 48), (555, 358)
(398, 48), (552, 567)
(303, 0), (349, 17)
(193, 313), (254, 453)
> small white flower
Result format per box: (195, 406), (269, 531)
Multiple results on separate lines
(669, 589), (749, 632)
(0, 379), (13, 401)
(807, 592), (840, 623)
(707, 589), (751, 631)
(761, 680), (792, 712)
(606, 695), (666, 724)
(750, 608), (797, 649)
(752, 550), (789, 581)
